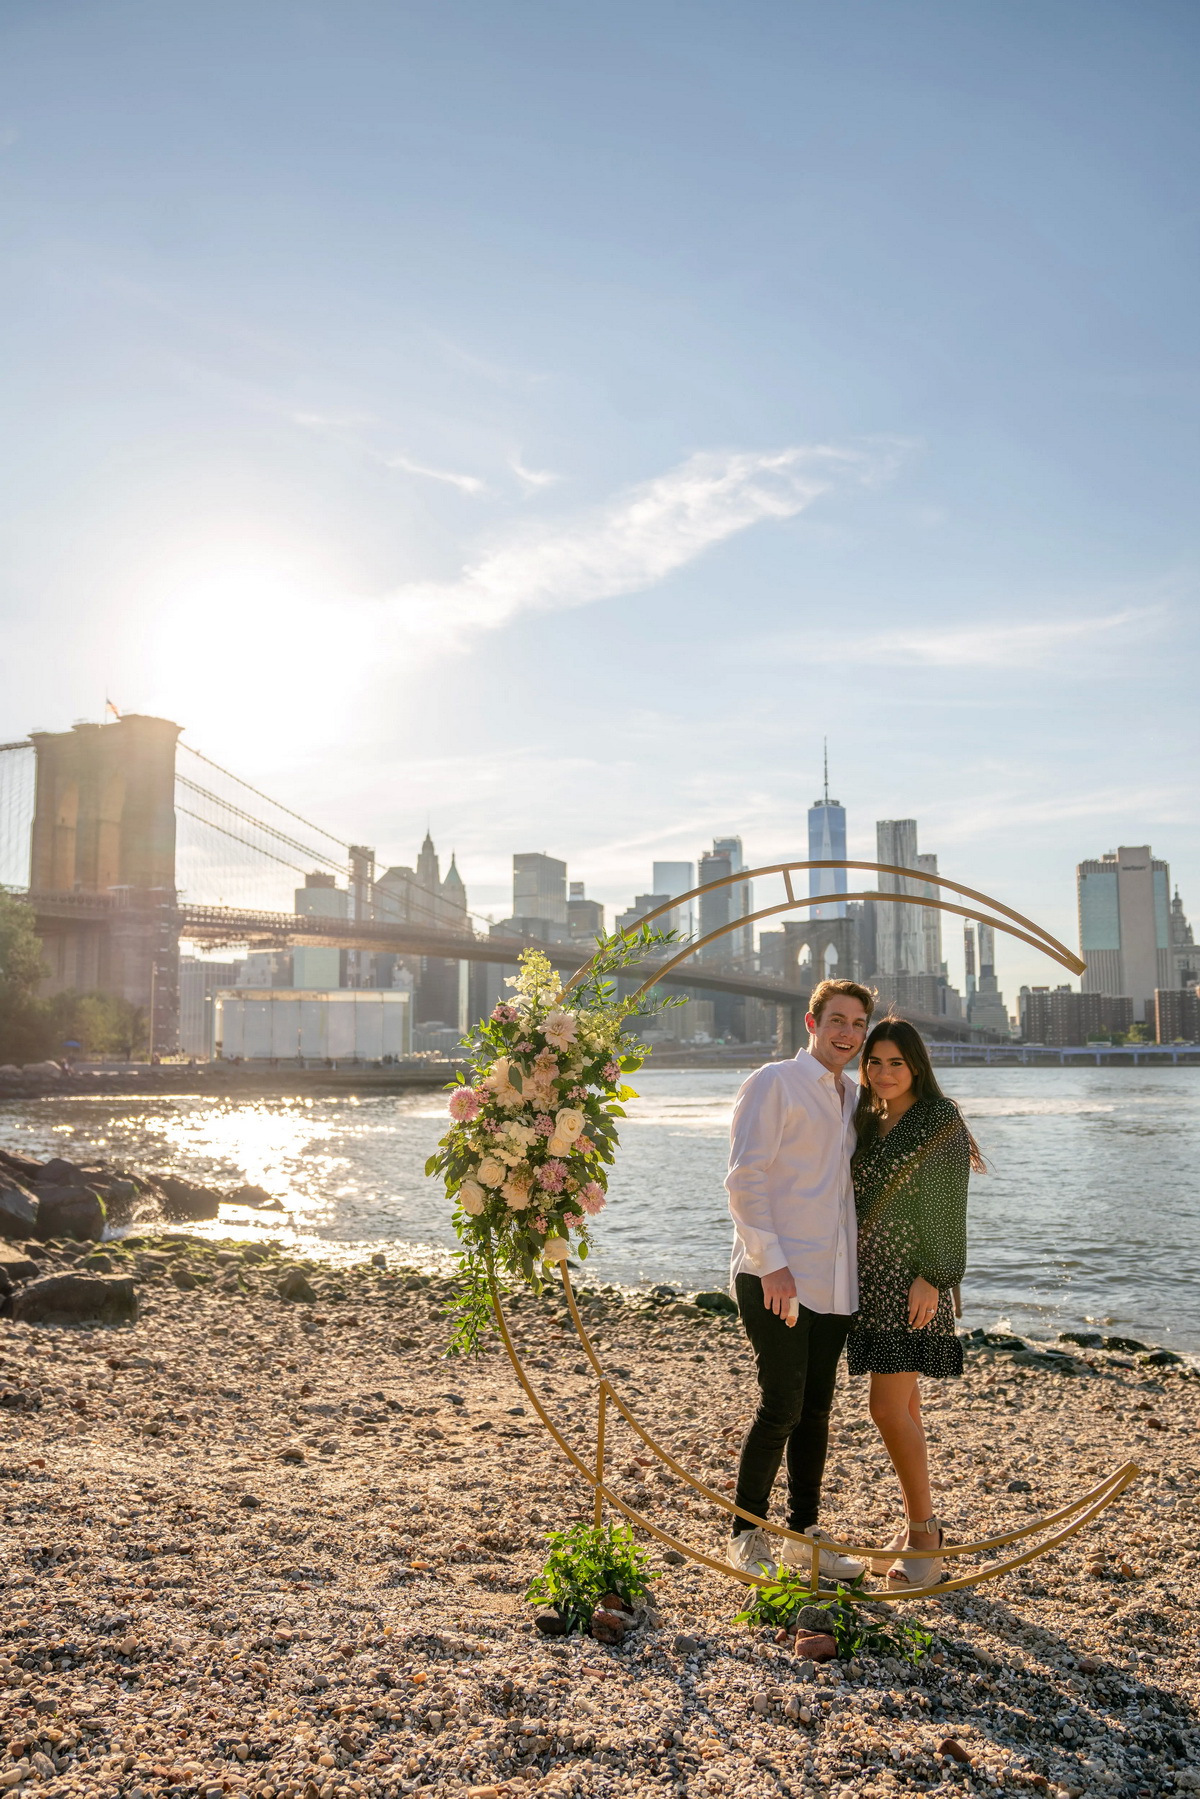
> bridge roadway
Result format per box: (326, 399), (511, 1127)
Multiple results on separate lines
(25, 890), (1003, 1045)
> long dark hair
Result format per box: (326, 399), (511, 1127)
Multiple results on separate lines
(854, 1016), (985, 1172)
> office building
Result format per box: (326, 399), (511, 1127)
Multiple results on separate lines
(808, 749), (847, 919)
(1155, 987), (1200, 1044)
(967, 922), (1010, 1036)
(697, 837), (752, 965)
(652, 861), (695, 940)
(1078, 846), (1172, 1022)
(874, 820), (926, 980)
(568, 881), (605, 942)
(513, 852), (568, 925)
(1170, 889), (1198, 991)
(293, 871), (346, 989)
(616, 893), (672, 936)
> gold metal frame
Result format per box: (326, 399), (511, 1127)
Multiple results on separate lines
(491, 860), (1132, 1598)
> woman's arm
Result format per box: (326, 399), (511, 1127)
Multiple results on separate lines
(913, 1116), (969, 1292)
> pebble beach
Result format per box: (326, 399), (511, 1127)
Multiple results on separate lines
(3, 1217), (1199, 1799)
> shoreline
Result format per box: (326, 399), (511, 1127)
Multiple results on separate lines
(1, 1212), (1198, 1799)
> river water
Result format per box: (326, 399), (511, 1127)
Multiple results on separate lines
(2, 1066), (1197, 1354)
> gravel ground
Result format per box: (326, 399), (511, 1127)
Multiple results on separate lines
(2, 1234), (1198, 1799)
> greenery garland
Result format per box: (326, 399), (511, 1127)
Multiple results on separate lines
(428, 927), (681, 1353)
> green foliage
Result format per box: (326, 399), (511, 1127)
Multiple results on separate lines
(525, 1522), (658, 1634)
(48, 990), (147, 1058)
(0, 890), (49, 1062)
(733, 1575), (935, 1665)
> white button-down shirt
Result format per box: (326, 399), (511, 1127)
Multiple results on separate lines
(726, 1047), (858, 1315)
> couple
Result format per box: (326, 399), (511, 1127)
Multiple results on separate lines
(725, 977), (981, 1589)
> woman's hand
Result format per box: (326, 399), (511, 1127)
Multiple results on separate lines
(908, 1276), (940, 1329)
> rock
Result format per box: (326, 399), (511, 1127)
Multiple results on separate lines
(534, 1612), (568, 1637)
(170, 1267), (198, 1290)
(1007, 1478), (1033, 1493)
(597, 1592), (635, 1618)
(792, 1631), (837, 1662)
(590, 1606), (631, 1644)
(662, 1548), (686, 1566)
(672, 1633), (700, 1655)
(0, 1239), (40, 1283)
(35, 1157), (87, 1185)
(34, 1185), (105, 1242)
(12, 1272), (138, 1326)
(1139, 1348), (1183, 1367)
(795, 1604), (837, 1633)
(1058, 1330), (1103, 1348)
(980, 1330), (1028, 1350)
(80, 1251), (115, 1272)
(279, 1446), (306, 1465)
(693, 1289), (738, 1316)
(938, 1738), (972, 1764)
(794, 1659), (816, 1680)
(1103, 1334), (1148, 1353)
(0, 1147), (44, 1180)
(371, 1251), (387, 1268)
(238, 1494), (262, 1509)
(229, 1183), (281, 1209)
(156, 1176), (222, 1222)
(278, 1268), (317, 1303)
(0, 1180), (39, 1241)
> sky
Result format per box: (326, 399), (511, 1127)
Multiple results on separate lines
(1, 0), (1197, 997)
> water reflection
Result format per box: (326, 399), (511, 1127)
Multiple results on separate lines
(1, 1065), (1197, 1351)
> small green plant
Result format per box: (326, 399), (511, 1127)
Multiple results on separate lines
(733, 1574), (934, 1665)
(525, 1521), (658, 1634)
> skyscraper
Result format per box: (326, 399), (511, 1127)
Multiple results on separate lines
(808, 743), (847, 919)
(968, 921), (1010, 1036)
(513, 852), (568, 925)
(712, 835), (754, 965)
(652, 860), (695, 940)
(874, 819), (926, 978)
(1078, 846), (1172, 1022)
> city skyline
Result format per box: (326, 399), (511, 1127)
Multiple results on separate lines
(0, 4), (1196, 1006)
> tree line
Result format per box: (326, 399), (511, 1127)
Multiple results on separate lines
(0, 892), (147, 1064)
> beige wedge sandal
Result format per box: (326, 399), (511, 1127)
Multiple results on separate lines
(886, 1514), (945, 1588)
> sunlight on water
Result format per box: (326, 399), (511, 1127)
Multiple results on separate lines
(2, 1064), (1198, 1351)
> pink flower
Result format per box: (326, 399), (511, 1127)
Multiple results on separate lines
(532, 1212), (549, 1232)
(537, 1160), (568, 1194)
(576, 1135), (594, 1155)
(603, 1061), (620, 1081)
(491, 1003), (519, 1023)
(579, 1181), (606, 1216)
(448, 1087), (481, 1122)
(534, 1114), (555, 1137)
(569, 1084), (588, 1100)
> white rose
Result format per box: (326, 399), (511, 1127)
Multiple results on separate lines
(546, 1135), (571, 1157)
(458, 1179), (486, 1216)
(554, 1107), (585, 1142)
(542, 1236), (570, 1264)
(477, 1156), (505, 1187)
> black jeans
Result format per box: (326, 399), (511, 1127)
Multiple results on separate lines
(732, 1272), (851, 1535)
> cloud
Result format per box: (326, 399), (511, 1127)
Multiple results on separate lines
(387, 443), (884, 643)
(844, 605), (1162, 669)
(509, 452), (561, 492)
(381, 454), (487, 496)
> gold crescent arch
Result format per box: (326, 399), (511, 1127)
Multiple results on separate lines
(487, 861), (1135, 1601)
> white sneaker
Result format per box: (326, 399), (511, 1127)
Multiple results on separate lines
(728, 1527), (781, 1577)
(782, 1527), (865, 1585)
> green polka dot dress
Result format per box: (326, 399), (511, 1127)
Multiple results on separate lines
(847, 1095), (970, 1379)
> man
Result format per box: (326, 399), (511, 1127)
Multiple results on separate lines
(725, 976), (874, 1579)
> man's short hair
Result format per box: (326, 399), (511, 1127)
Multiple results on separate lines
(808, 978), (875, 1022)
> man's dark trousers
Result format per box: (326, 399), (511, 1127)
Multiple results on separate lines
(732, 1272), (851, 1534)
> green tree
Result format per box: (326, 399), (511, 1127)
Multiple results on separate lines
(47, 990), (147, 1059)
(0, 891), (50, 1063)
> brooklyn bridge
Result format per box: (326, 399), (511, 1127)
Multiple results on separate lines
(0, 713), (1008, 1053)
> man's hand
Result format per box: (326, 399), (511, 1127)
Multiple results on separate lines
(762, 1266), (798, 1325)
(908, 1276), (939, 1329)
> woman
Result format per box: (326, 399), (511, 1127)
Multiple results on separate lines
(847, 1017), (983, 1586)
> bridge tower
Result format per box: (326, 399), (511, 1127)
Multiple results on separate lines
(29, 714), (181, 1051)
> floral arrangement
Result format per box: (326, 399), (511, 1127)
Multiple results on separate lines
(429, 927), (681, 1353)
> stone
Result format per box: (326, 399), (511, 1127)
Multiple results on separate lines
(590, 1607), (631, 1644)
(795, 1604), (837, 1633)
(81, 1251), (115, 1272)
(1103, 1335), (1148, 1353)
(792, 1631), (837, 1662)
(534, 1612), (568, 1637)
(938, 1738), (972, 1764)
(1007, 1478), (1033, 1493)
(693, 1289), (738, 1316)
(662, 1549), (686, 1566)
(0, 1181), (39, 1242)
(1139, 1348), (1183, 1367)
(156, 1176), (222, 1222)
(672, 1634), (700, 1655)
(278, 1268), (317, 1303)
(0, 1239), (39, 1283)
(12, 1272), (138, 1326)
(279, 1446), (306, 1465)
(1058, 1330), (1103, 1349)
(0, 1147), (44, 1180)
(171, 1267), (198, 1290)
(35, 1157), (86, 1185)
(596, 1592), (635, 1618)
(230, 1183), (281, 1209)
(34, 1186), (105, 1242)
(371, 1251), (387, 1268)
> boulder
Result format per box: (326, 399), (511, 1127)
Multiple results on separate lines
(12, 1272), (138, 1326)
(693, 1289), (738, 1316)
(792, 1630), (838, 1662)
(534, 1611), (568, 1637)
(0, 1180), (39, 1241)
(1103, 1334), (1149, 1353)
(0, 1148), (45, 1181)
(0, 1239), (40, 1284)
(229, 1183), (281, 1209)
(156, 1176), (222, 1222)
(278, 1267), (317, 1303)
(35, 1157), (86, 1185)
(1059, 1330), (1103, 1349)
(34, 1186), (106, 1242)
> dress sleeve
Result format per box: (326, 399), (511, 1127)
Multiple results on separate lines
(913, 1113), (969, 1290)
(725, 1069), (788, 1277)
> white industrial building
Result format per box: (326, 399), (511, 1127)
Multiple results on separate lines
(213, 988), (412, 1062)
